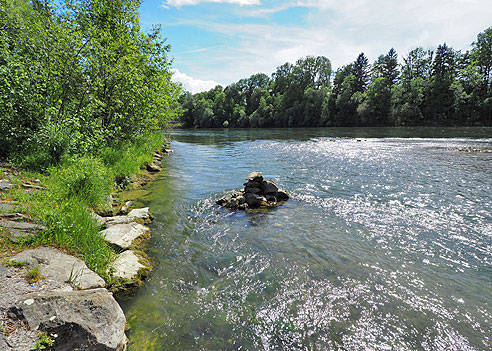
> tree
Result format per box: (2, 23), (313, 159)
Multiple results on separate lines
(425, 43), (458, 123)
(401, 47), (433, 82)
(352, 53), (370, 92)
(358, 78), (392, 125)
(471, 27), (492, 124)
(372, 48), (399, 85)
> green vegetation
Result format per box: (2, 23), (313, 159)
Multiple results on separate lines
(179, 28), (492, 128)
(5, 259), (29, 268)
(0, 0), (179, 279)
(34, 331), (55, 350)
(0, 0), (180, 164)
(26, 265), (44, 283)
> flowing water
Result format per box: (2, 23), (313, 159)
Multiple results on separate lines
(121, 127), (492, 351)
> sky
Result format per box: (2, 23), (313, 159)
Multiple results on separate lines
(139, 0), (492, 93)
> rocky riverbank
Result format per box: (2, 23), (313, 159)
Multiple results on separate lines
(0, 145), (172, 350)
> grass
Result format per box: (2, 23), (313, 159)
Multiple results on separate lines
(5, 259), (28, 267)
(99, 132), (164, 188)
(26, 265), (44, 283)
(34, 331), (55, 350)
(2, 131), (165, 283)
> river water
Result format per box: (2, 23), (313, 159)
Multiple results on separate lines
(121, 127), (492, 351)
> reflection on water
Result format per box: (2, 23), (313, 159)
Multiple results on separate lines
(121, 128), (492, 351)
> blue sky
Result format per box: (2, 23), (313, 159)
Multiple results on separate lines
(139, 0), (492, 93)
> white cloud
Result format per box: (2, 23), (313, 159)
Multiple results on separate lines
(163, 0), (260, 8)
(172, 68), (220, 93)
(169, 0), (492, 87)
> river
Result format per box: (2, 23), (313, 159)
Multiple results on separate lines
(121, 127), (492, 351)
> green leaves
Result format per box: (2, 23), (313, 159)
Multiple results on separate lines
(0, 0), (180, 162)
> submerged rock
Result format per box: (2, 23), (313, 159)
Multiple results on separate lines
(8, 288), (127, 351)
(217, 172), (289, 210)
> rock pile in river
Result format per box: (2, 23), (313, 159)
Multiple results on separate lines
(217, 172), (289, 210)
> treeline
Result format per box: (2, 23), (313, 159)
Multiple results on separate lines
(179, 28), (492, 128)
(0, 0), (180, 167)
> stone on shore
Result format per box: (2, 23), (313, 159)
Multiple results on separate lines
(119, 201), (134, 215)
(101, 223), (150, 249)
(0, 202), (14, 212)
(91, 212), (106, 226)
(1, 220), (47, 243)
(103, 207), (152, 226)
(8, 288), (127, 351)
(0, 220), (46, 231)
(0, 334), (7, 350)
(146, 162), (161, 173)
(0, 179), (14, 190)
(10, 247), (106, 290)
(110, 250), (150, 281)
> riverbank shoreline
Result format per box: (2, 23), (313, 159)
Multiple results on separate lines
(0, 139), (172, 350)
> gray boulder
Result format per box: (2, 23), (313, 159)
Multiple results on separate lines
(0, 220), (46, 231)
(0, 334), (8, 350)
(10, 247), (106, 290)
(146, 163), (161, 173)
(104, 207), (151, 226)
(275, 190), (290, 201)
(91, 212), (106, 226)
(119, 201), (134, 215)
(244, 187), (261, 194)
(245, 172), (263, 182)
(0, 202), (14, 212)
(245, 193), (266, 208)
(110, 250), (149, 281)
(261, 180), (279, 194)
(243, 181), (260, 188)
(0, 179), (14, 190)
(100, 223), (150, 249)
(8, 288), (127, 351)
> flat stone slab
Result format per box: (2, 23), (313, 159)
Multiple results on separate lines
(100, 223), (150, 249)
(0, 220), (46, 231)
(0, 334), (8, 350)
(10, 247), (105, 290)
(8, 288), (127, 351)
(0, 202), (14, 212)
(110, 250), (148, 280)
(21, 184), (46, 190)
(104, 207), (151, 226)
(0, 179), (14, 190)
(7, 228), (33, 243)
(0, 264), (7, 277)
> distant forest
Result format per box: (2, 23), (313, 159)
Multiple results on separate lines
(178, 27), (492, 128)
